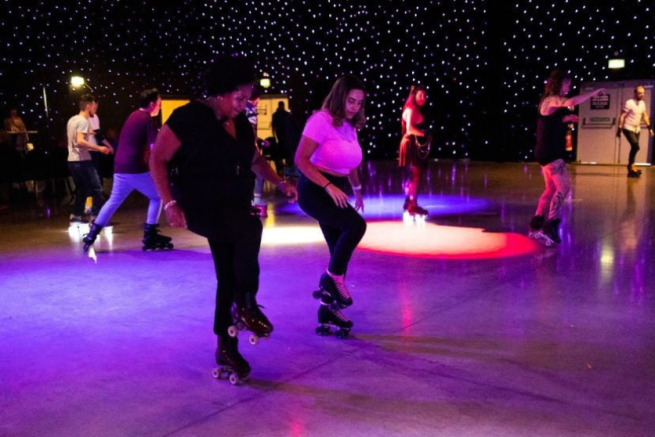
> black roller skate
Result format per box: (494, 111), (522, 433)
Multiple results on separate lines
(543, 219), (561, 244)
(532, 218), (560, 247)
(212, 335), (251, 385)
(312, 271), (353, 308)
(316, 302), (353, 339)
(403, 200), (428, 223)
(82, 223), (103, 252)
(228, 296), (274, 346)
(142, 223), (173, 251)
(528, 215), (544, 239)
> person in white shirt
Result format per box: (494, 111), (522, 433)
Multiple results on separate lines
(617, 85), (654, 178)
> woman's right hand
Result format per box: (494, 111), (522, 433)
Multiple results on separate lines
(325, 184), (350, 208)
(165, 203), (187, 228)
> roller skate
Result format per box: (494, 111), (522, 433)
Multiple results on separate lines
(228, 296), (274, 346)
(312, 271), (353, 308)
(528, 215), (544, 239)
(212, 335), (251, 385)
(628, 166), (641, 178)
(532, 219), (560, 247)
(316, 302), (353, 339)
(141, 223), (173, 251)
(69, 214), (87, 225)
(82, 223), (103, 252)
(543, 219), (561, 244)
(403, 199), (428, 224)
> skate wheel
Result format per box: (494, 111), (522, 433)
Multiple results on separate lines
(248, 334), (259, 346)
(212, 368), (221, 379)
(316, 325), (331, 336)
(227, 325), (239, 337)
(236, 322), (246, 331)
(168, 243), (174, 249)
(335, 329), (346, 339)
(142, 246), (147, 251)
(312, 290), (322, 300)
(228, 373), (240, 385)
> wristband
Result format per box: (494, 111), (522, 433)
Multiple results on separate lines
(164, 200), (177, 211)
(351, 185), (362, 191)
(323, 181), (332, 190)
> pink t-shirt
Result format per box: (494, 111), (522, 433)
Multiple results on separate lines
(302, 110), (362, 175)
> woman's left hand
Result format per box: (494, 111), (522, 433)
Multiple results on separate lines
(354, 190), (364, 212)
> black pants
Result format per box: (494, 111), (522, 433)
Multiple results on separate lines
(297, 173), (366, 276)
(208, 215), (262, 335)
(68, 161), (104, 216)
(622, 129), (640, 168)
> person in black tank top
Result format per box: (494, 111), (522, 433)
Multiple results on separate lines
(529, 70), (604, 246)
(398, 85), (431, 218)
(149, 56), (297, 384)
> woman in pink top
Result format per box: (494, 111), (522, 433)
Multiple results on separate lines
(295, 75), (367, 338)
(398, 85), (431, 218)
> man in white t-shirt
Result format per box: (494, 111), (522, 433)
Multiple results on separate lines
(618, 85), (654, 177)
(66, 95), (112, 223)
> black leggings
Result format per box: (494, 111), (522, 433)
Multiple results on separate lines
(622, 129), (640, 167)
(208, 215), (262, 335)
(297, 173), (366, 276)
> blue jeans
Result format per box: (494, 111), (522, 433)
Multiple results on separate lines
(297, 173), (366, 275)
(68, 161), (104, 216)
(94, 172), (162, 227)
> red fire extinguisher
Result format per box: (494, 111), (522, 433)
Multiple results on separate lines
(565, 126), (573, 152)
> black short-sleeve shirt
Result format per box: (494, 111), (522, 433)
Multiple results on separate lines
(166, 101), (256, 239)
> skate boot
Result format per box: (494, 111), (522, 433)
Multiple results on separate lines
(543, 218), (561, 244)
(212, 335), (251, 385)
(82, 223), (103, 252)
(228, 296), (274, 345)
(316, 302), (353, 339)
(312, 271), (353, 308)
(528, 215), (544, 239)
(403, 200), (428, 222)
(142, 223), (174, 251)
(630, 164), (642, 176)
(69, 214), (87, 225)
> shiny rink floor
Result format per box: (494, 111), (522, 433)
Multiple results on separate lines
(1, 161), (653, 437)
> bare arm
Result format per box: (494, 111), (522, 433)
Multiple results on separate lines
(76, 132), (110, 154)
(150, 125), (186, 228)
(541, 88), (606, 116)
(643, 111), (654, 136)
(403, 108), (425, 137)
(348, 166), (364, 212)
(251, 149), (297, 200)
(618, 112), (627, 129)
(295, 135), (350, 208)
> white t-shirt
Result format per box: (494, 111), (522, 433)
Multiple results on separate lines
(302, 110), (362, 175)
(622, 99), (647, 133)
(88, 114), (100, 147)
(67, 115), (91, 162)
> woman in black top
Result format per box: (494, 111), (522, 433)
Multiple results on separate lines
(150, 56), (297, 384)
(529, 70), (604, 245)
(398, 85), (431, 218)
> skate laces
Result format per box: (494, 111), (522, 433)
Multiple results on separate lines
(331, 306), (349, 322)
(331, 274), (352, 300)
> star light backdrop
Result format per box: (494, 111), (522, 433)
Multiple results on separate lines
(2, 0), (654, 161)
